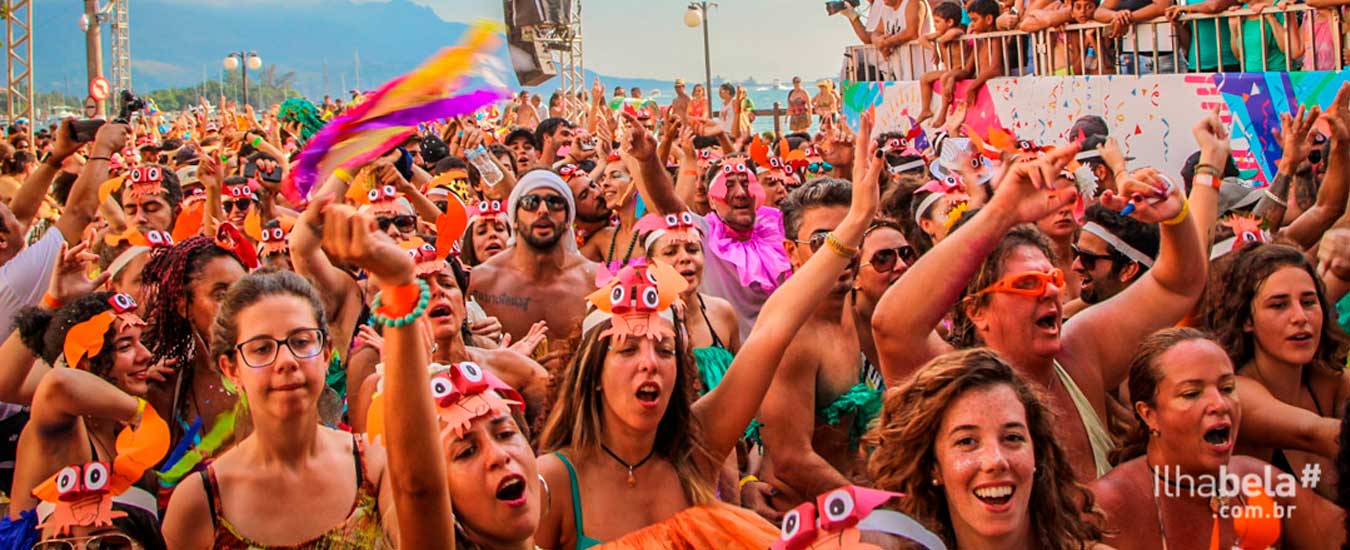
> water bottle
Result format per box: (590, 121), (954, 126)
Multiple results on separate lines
(466, 144), (503, 186)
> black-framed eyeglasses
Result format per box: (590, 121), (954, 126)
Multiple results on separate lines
(377, 215), (417, 232)
(33, 532), (138, 550)
(222, 199), (252, 213)
(518, 193), (567, 213)
(233, 328), (326, 368)
(863, 245), (917, 272)
(1072, 245), (1117, 271)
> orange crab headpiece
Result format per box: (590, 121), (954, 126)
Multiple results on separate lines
(366, 362), (524, 446)
(584, 261), (688, 345)
(772, 486), (945, 550)
(124, 166), (164, 202)
(32, 403), (170, 536)
(63, 294), (145, 370)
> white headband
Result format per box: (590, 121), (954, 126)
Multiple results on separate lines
(641, 226), (705, 252)
(1082, 222), (1154, 267)
(107, 246), (151, 281)
(887, 159), (926, 175)
(914, 192), (946, 227)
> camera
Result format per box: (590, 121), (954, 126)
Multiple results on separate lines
(826, 0), (860, 16)
(69, 89), (147, 143)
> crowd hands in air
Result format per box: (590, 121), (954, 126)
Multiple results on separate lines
(0, 75), (1348, 550)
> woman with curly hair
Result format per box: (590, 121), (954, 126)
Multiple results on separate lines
(139, 236), (247, 491)
(868, 348), (1104, 550)
(1200, 243), (1347, 498)
(1090, 328), (1341, 549)
(0, 290), (165, 550)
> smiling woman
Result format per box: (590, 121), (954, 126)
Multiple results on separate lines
(867, 348), (1104, 550)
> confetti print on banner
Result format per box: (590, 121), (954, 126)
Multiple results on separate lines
(1161, 118), (1171, 162)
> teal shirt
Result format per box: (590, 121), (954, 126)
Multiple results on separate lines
(1184, 0), (1239, 71)
(1239, 1), (1288, 71)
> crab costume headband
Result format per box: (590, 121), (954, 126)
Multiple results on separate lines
(914, 175), (969, 230)
(750, 137), (801, 183)
(1211, 214), (1270, 260)
(258, 221), (291, 258)
(636, 211), (702, 251)
(124, 166), (164, 202)
(468, 199), (509, 226)
(401, 202), (469, 275)
(215, 222), (260, 270)
(64, 294), (146, 370)
(367, 184), (406, 216)
(583, 261), (689, 345)
(33, 402), (170, 535)
(708, 161), (767, 210)
(773, 486), (946, 550)
(366, 361), (524, 446)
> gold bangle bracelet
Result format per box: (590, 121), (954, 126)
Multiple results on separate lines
(824, 232), (859, 259)
(1162, 199), (1190, 226)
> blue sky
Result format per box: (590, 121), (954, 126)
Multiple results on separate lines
(159, 0), (861, 81)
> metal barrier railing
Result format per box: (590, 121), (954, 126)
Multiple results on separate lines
(844, 3), (1345, 81)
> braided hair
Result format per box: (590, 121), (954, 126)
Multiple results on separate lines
(141, 236), (242, 367)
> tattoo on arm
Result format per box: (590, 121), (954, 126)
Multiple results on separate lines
(471, 291), (532, 311)
(1295, 172), (1317, 211)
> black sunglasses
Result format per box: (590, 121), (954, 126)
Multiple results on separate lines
(1072, 245), (1117, 271)
(33, 532), (136, 550)
(518, 193), (567, 213)
(377, 215), (418, 232)
(221, 199), (252, 213)
(865, 245), (917, 272)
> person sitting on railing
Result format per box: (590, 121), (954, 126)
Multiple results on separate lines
(1165, 0), (1242, 72)
(934, 0), (1004, 129)
(1227, 0), (1302, 71)
(915, 2), (967, 127)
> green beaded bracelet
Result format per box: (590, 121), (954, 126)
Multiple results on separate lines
(370, 279), (431, 328)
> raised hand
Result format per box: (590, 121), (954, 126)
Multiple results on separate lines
(1098, 167), (1185, 224)
(47, 241), (111, 304)
(319, 203), (415, 289)
(1318, 227), (1350, 281)
(1277, 104), (1321, 169)
(1322, 82), (1350, 142)
(620, 112), (659, 162)
(988, 143), (1082, 224)
(1191, 106), (1232, 165)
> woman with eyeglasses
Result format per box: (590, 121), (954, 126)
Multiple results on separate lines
(161, 270), (396, 549)
(852, 220), (915, 368)
(0, 292), (166, 550)
(873, 149), (1207, 482)
(1090, 328), (1342, 549)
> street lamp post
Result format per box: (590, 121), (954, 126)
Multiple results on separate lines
(223, 51), (263, 110)
(684, 2), (715, 118)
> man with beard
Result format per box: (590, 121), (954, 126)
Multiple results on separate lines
(1064, 204), (1159, 317)
(568, 159), (620, 260)
(536, 117), (574, 168)
(752, 178), (885, 514)
(469, 170), (596, 352)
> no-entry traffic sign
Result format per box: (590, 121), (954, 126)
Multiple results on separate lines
(89, 77), (110, 101)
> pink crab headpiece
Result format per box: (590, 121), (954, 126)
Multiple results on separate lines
(468, 199), (508, 226)
(366, 362), (524, 445)
(913, 174), (970, 229)
(695, 147), (723, 171)
(636, 211), (703, 250)
(583, 261), (689, 345)
(772, 486), (945, 550)
(708, 161), (766, 210)
(1224, 214), (1268, 254)
(366, 184), (404, 216)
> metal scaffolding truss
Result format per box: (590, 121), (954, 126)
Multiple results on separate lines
(5, 0), (32, 150)
(110, 0), (131, 100)
(531, 0), (583, 95)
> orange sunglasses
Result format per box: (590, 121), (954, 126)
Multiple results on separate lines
(975, 268), (1065, 297)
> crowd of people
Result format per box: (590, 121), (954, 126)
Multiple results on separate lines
(0, 40), (1347, 548)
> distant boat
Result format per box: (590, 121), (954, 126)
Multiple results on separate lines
(774, 79), (791, 91)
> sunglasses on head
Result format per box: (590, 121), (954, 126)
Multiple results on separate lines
(518, 193), (567, 213)
(864, 245), (918, 272)
(975, 268), (1065, 298)
(221, 199), (252, 213)
(1071, 246), (1116, 271)
(33, 532), (137, 550)
(376, 215), (417, 232)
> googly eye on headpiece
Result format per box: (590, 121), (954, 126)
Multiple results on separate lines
(770, 486), (946, 550)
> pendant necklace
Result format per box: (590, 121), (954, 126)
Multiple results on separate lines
(600, 443), (655, 488)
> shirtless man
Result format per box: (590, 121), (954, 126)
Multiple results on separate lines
(757, 178), (883, 510)
(469, 170), (597, 352)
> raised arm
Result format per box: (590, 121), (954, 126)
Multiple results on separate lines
(11, 120), (80, 229)
(1066, 167), (1206, 390)
(30, 367), (139, 433)
(693, 122), (881, 467)
(1283, 85), (1350, 248)
(54, 123), (129, 244)
(621, 112), (689, 215)
(292, 182), (362, 320)
(320, 204), (453, 550)
(873, 144), (1083, 385)
(1234, 377), (1340, 458)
